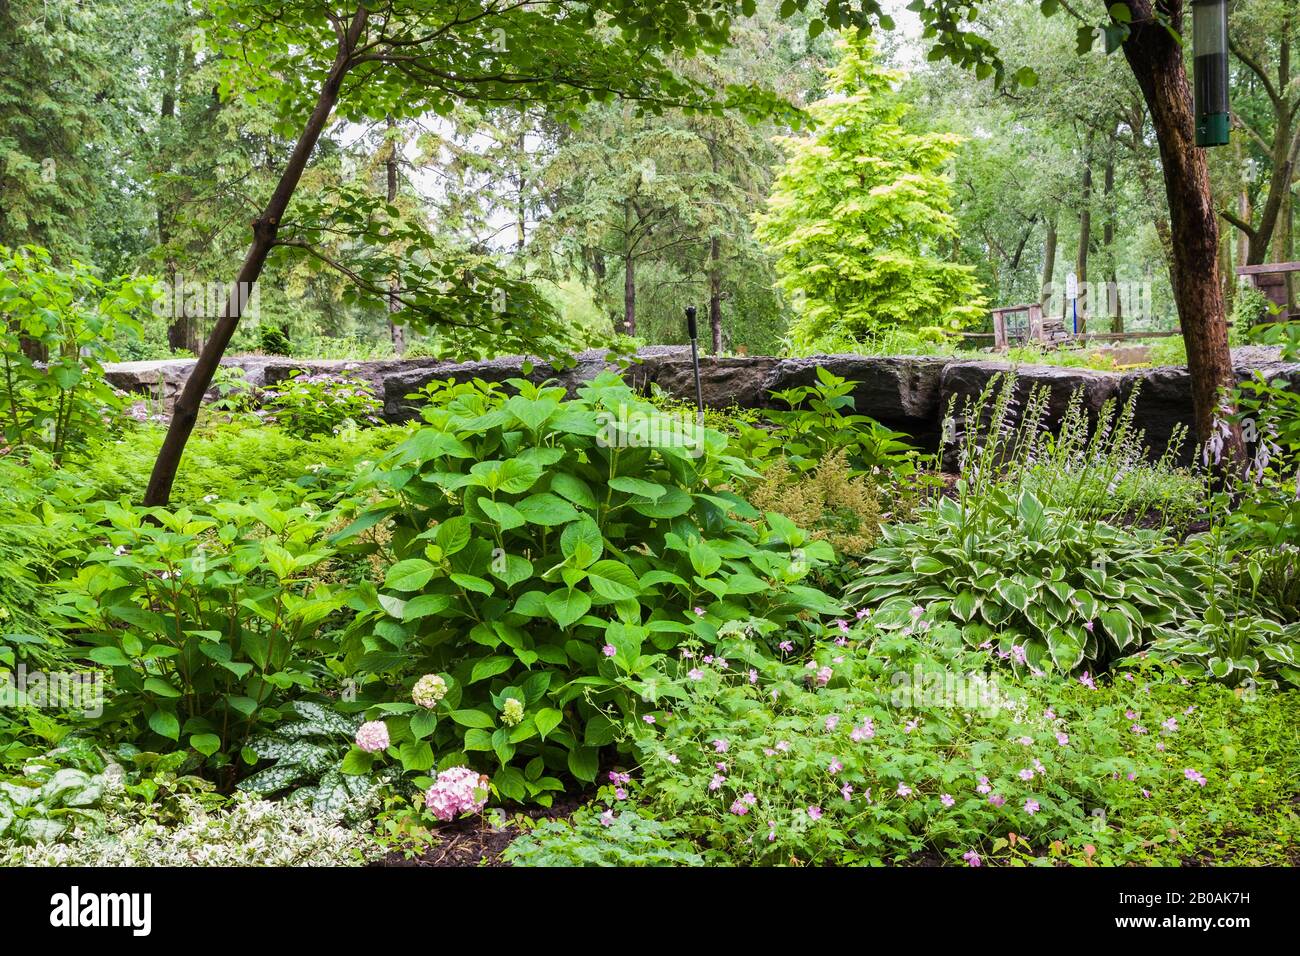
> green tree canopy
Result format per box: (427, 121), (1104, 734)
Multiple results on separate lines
(755, 34), (986, 349)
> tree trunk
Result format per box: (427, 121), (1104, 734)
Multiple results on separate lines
(1076, 137), (1094, 334)
(623, 249), (636, 337)
(157, 39), (201, 355)
(1117, 0), (1242, 466)
(1103, 154), (1123, 332)
(1227, 26), (1296, 265)
(384, 115), (405, 356)
(1040, 217), (1057, 310)
(709, 235), (723, 354)
(143, 8), (369, 506)
(621, 199), (636, 337)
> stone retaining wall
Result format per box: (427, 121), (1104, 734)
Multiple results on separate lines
(105, 346), (1300, 464)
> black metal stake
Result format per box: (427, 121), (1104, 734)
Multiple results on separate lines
(685, 306), (704, 425)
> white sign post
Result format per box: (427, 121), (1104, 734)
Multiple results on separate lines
(1066, 272), (1079, 335)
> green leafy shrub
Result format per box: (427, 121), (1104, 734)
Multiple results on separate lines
(262, 370), (384, 439)
(737, 366), (920, 477)
(335, 372), (839, 804)
(0, 245), (154, 461)
(47, 495), (350, 777)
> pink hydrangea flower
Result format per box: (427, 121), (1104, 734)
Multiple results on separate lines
(424, 766), (489, 821)
(354, 720), (390, 753)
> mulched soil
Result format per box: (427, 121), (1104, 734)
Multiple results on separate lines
(373, 792), (589, 867)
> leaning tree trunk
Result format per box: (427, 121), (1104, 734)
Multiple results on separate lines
(143, 8), (369, 506)
(1116, 0), (1243, 466)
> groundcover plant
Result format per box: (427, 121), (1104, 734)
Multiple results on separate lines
(0, 0), (1297, 894)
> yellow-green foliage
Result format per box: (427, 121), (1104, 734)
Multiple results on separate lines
(754, 35), (986, 349)
(749, 450), (881, 559)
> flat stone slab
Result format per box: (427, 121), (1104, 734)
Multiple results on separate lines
(104, 348), (1300, 462)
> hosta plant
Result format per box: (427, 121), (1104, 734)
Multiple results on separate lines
(849, 487), (1219, 675)
(334, 372), (840, 805)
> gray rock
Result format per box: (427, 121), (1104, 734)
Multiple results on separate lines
(764, 355), (949, 446)
(101, 349), (1300, 468)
